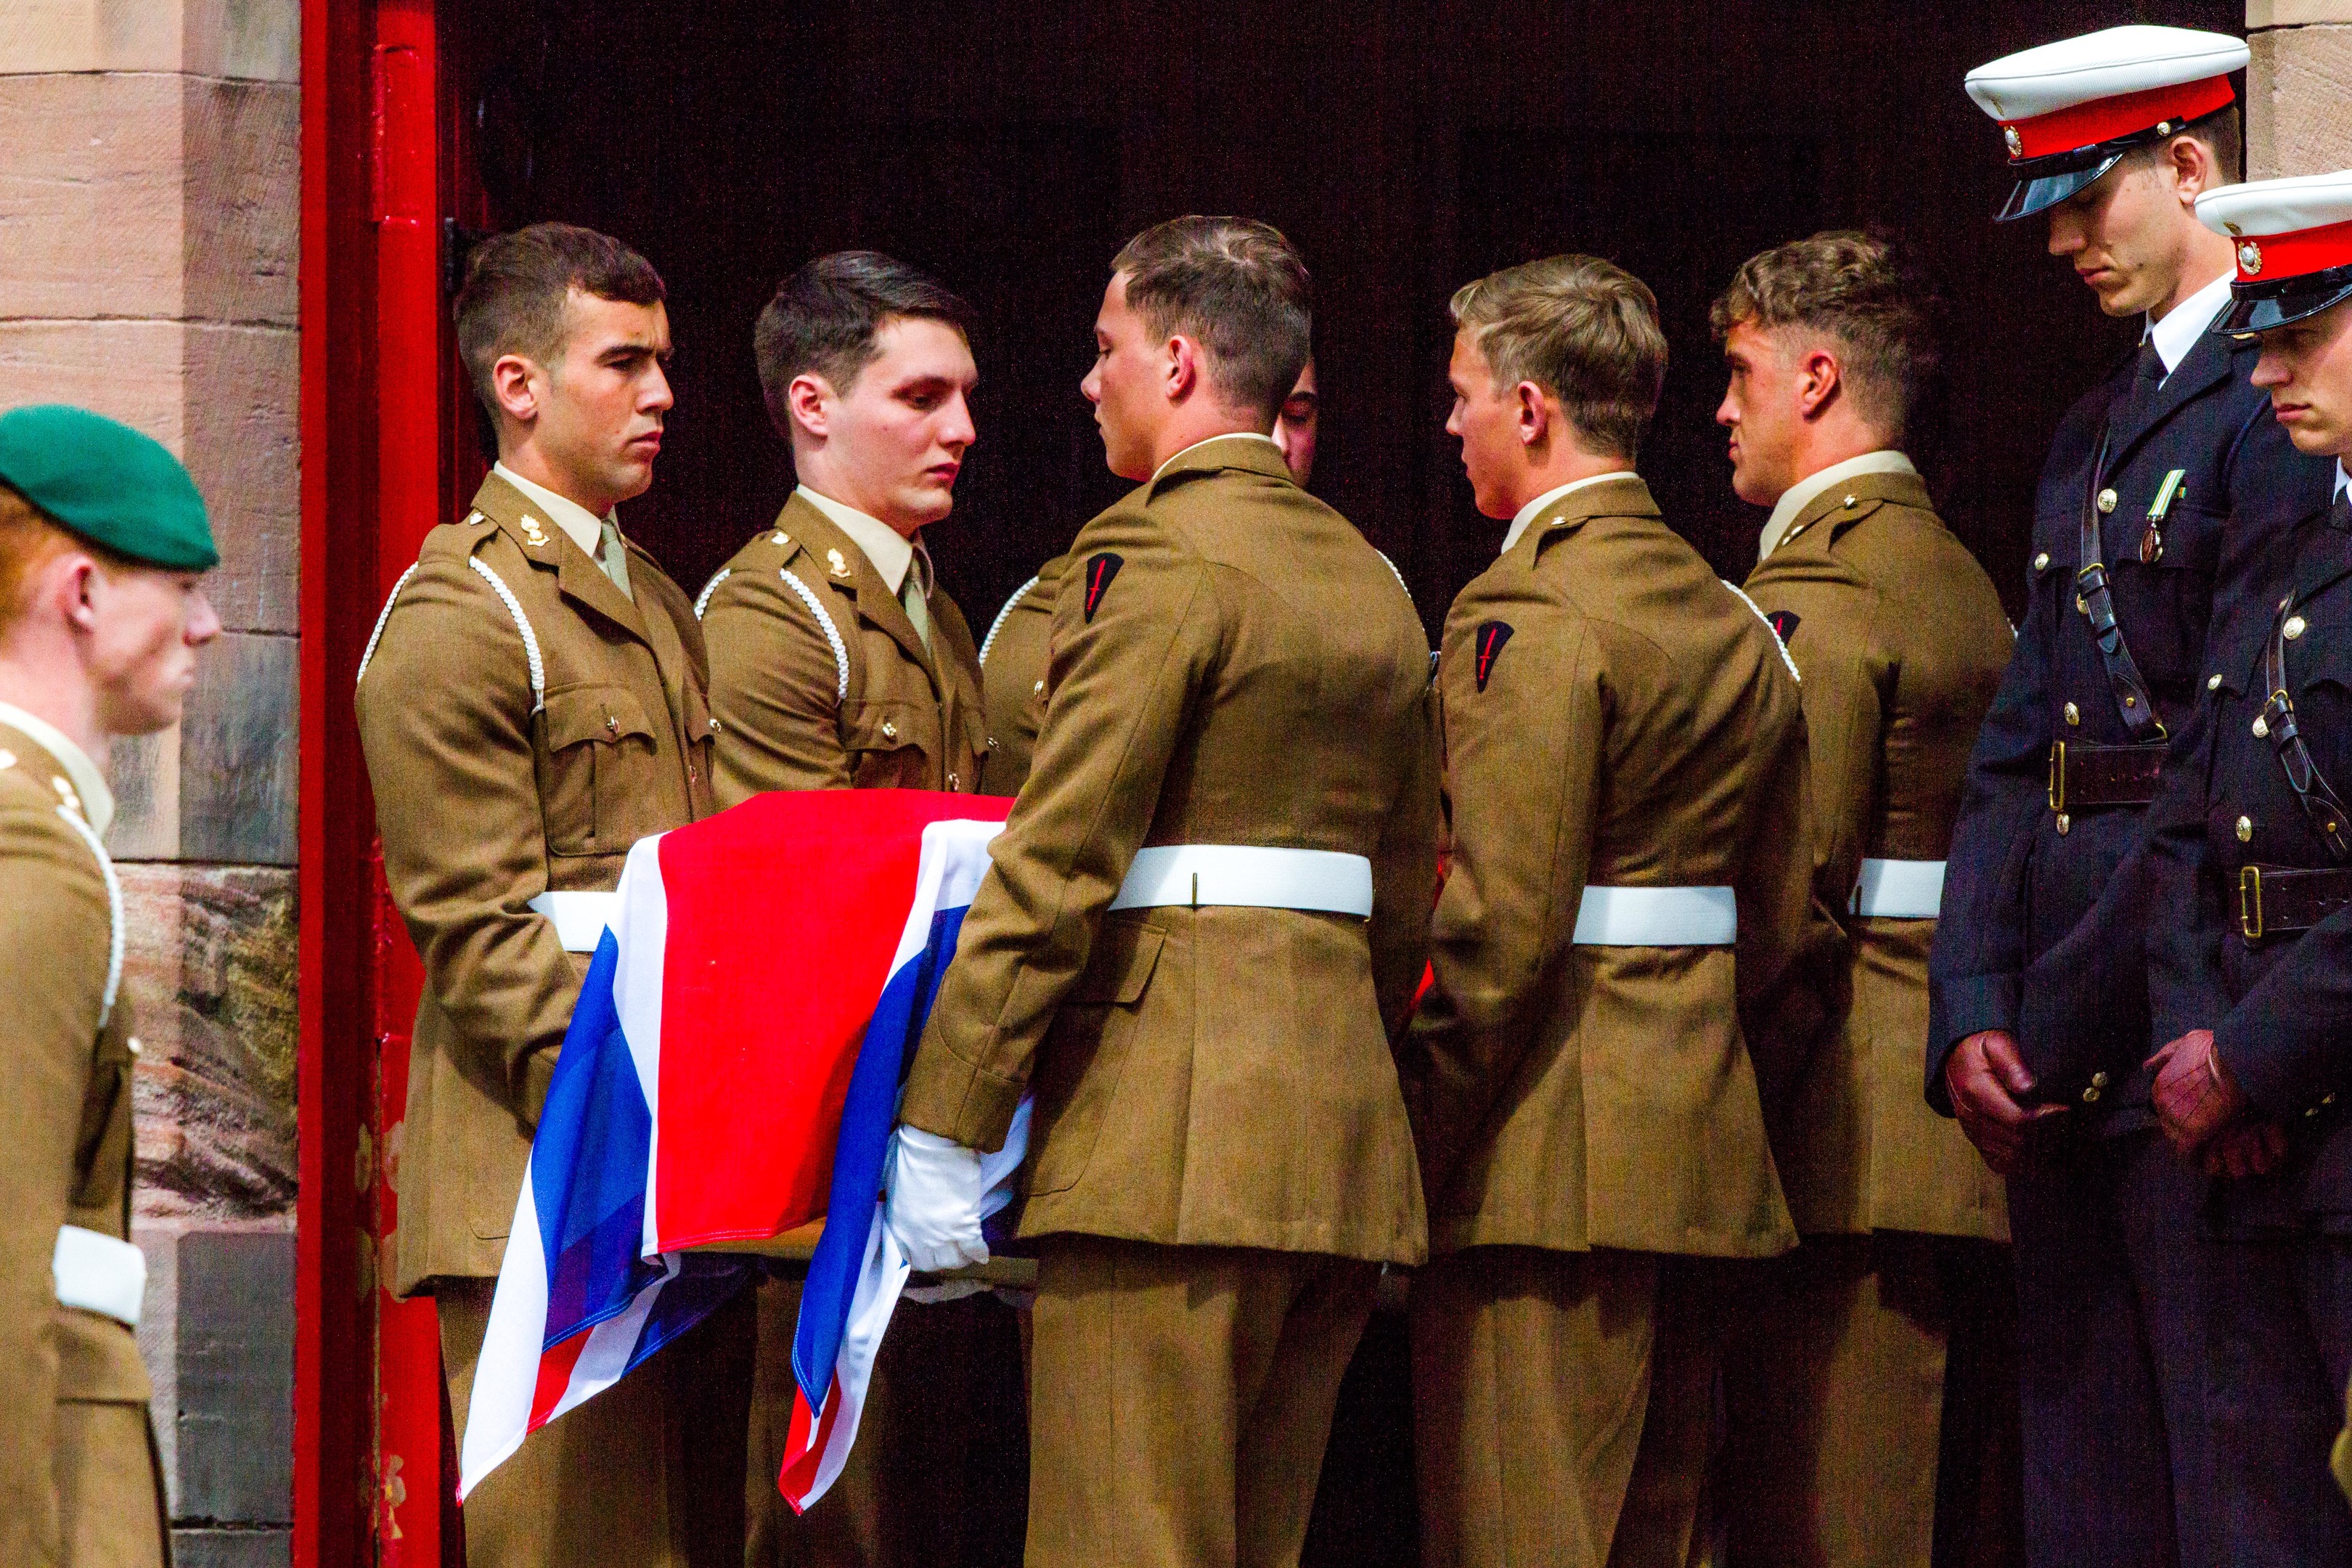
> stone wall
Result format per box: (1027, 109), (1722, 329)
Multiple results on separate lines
(2248, 0), (2352, 177)
(0, 1), (300, 1563)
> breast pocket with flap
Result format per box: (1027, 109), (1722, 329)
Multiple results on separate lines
(537, 683), (662, 855)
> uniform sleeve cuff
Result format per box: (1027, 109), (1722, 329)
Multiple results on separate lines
(1927, 973), (2019, 1113)
(899, 1047), (1023, 1154)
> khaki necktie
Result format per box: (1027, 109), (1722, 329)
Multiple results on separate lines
(598, 518), (634, 602)
(901, 536), (934, 654)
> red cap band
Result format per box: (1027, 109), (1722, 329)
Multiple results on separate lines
(2234, 218), (2352, 284)
(2003, 74), (2234, 162)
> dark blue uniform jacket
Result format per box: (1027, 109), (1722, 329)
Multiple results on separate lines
(2148, 488), (2352, 1228)
(1929, 324), (2333, 1124)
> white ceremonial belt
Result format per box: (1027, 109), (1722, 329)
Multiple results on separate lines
(54, 1225), (144, 1328)
(1851, 859), (1946, 920)
(1110, 845), (1374, 918)
(529, 891), (621, 952)
(1571, 885), (1737, 947)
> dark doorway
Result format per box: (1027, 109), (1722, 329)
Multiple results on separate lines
(434, 4), (2236, 1562)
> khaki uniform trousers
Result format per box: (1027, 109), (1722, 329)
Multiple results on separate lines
(1413, 1246), (1724, 1568)
(1026, 1238), (1378, 1568)
(745, 1274), (1029, 1567)
(440, 1277), (751, 1568)
(53, 1401), (168, 1567)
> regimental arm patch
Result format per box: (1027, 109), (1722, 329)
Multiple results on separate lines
(1473, 620), (1514, 691)
(1767, 610), (1801, 643)
(1083, 552), (1124, 622)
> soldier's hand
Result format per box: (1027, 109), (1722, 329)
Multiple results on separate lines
(1946, 1029), (2065, 1176)
(2147, 1029), (2247, 1159)
(2201, 1119), (2287, 1180)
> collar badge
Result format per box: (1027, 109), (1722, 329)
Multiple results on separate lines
(520, 515), (550, 547)
(827, 547), (853, 579)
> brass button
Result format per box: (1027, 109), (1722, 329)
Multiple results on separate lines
(2123, 694), (2137, 709)
(1842, 494), (1858, 508)
(987, 737), (999, 751)
(2286, 616), (2307, 640)
(2083, 1084), (2103, 1103)
(2091, 1071), (2110, 1087)
(881, 719), (898, 740)
(126, 1036), (142, 1058)
(947, 772), (960, 790)
(687, 764), (699, 783)
(1032, 680), (1045, 695)
(2056, 812), (2071, 835)
(2033, 552), (2051, 572)
(2208, 674), (2223, 691)
(2065, 702), (2081, 727)
(2309, 1105), (2322, 1119)
(2254, 716), (2270, 738)
(2097, 488), (2118, 514)
(2237, 816), (2253, 842)
(709, 718), (721, 732)
(605, 715), (619, 735)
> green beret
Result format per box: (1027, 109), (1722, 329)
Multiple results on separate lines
(0, 404), (216, 571)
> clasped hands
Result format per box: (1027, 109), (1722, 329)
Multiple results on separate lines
(1944, 1027), (2283, 1177)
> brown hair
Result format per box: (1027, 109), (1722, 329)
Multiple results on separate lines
(2118, 105), (2244, 187)
(454, 223), (666, 425)
(1450, 256), (1667, 462)
(1710, 230), (1937, 446)
(754, 252), (976, 435)
(1111, 216), (1312, 421)
(0, 484), (135, 640)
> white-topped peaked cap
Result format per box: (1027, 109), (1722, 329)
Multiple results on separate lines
(1965, 25), (2247, 223)
(2197, 171), (2352, 333)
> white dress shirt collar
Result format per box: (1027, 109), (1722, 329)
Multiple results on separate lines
(1499, 471), (1637, 556)
(492, 462), (613, 558)
(1758, 450), (1919, 561)
(2146, 269), (2236, 381)
(797, 485), (923, 595)
(1149, 431), (1284, 483)
(2337, 462), (2349, 505)
(0, 700), (114, 838)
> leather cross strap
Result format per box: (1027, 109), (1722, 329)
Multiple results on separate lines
(2260, 592), (2352, 862)
(2047, 738), (2167, 811)
(2238, 863), (2352, 941)
(2075, 432), (2165, 743)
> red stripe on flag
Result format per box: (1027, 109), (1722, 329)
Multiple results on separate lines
(527, 1332), (592, 1430)
(777, 1374), (846, 1514)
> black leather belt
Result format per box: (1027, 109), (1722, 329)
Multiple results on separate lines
(2048, 740), (2166, 812)
(2239, 863), (2352, 940)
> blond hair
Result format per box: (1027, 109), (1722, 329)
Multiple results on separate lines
(1449, 255), (1666, 462)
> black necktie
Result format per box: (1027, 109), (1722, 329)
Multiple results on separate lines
(2333, 490), (2352, 535)
(2110, 337), (2166, 434)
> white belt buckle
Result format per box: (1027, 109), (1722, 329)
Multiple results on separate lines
(54, 1224), (145, 1328)
(1850, 859), (1946, 920)
(1569, 885), (1738, 946)
(1109, 845), (1375, 918)
(528, 890), (622, 952)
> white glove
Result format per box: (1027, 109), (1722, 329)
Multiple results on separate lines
(883, 1125), (989, 1273)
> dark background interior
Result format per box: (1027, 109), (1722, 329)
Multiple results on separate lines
(444, 0), (2241, 641)
(437, 3), (2237, 1560)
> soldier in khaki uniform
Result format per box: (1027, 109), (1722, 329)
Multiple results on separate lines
(356, 224), (744, 1568)
(698, 252), (1021, 1568)
(1407, 256), (1840, 1568)
(886, 217), (1439, 1568)
(0, 405), (219, 1568)
(1710, 234), (2017, 1567)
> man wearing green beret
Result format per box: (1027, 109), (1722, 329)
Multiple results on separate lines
(0, 404), (219, 1567)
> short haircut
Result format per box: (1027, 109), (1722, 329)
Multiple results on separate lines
(453, 223), (666, 425)
(1710, 230), (1940, 446)
(754, 252), (976, 434)
(0, 483), (136, 640)
(2118, 104), (2244, 186)
(1111, 216), (1312, 422)
(1449, 255), (1666, 462)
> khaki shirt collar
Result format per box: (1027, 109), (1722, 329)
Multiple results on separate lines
(1500, 471), (1638, 556)
(1759, 450), (1917, 561)
(1146, 432), (1288, 494)
(0, 700), (113, 838)
(492, 461), (613, 558)
(796, 485), (921, 595)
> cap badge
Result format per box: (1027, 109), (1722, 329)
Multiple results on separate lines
(826, 548), (852, 579)
(2003, 125), (2022, 158)
(2238, 240), (2264, 276)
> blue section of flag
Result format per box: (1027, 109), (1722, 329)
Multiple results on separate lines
(793, 905), (971, 1405)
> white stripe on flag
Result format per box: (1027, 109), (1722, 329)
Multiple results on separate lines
(795, 1210), (914, 1506)
(458, 1163), (552, 1499)
(617, 835), (671, 1263)
(889, 820), (1005, 973)
(539, 1257), (678, 1426)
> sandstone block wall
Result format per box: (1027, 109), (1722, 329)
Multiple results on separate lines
(2249, 1), (2352, 178)
(0, 1), (300, 1561)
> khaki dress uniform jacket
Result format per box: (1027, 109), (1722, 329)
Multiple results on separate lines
(356, 471), (741, 1568)
(973, 553), (1067, 798)
(0, 724), (166, 1568)
(698, 494), (1022, 1568)
(1722, 468), (2017, 1568)
(1406, 475), (1840, 1568)
(902, 435), (1439, 1568)
(700, 491), (987, 803)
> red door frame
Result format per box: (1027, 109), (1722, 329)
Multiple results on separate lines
(297, 0), (454, 1561)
